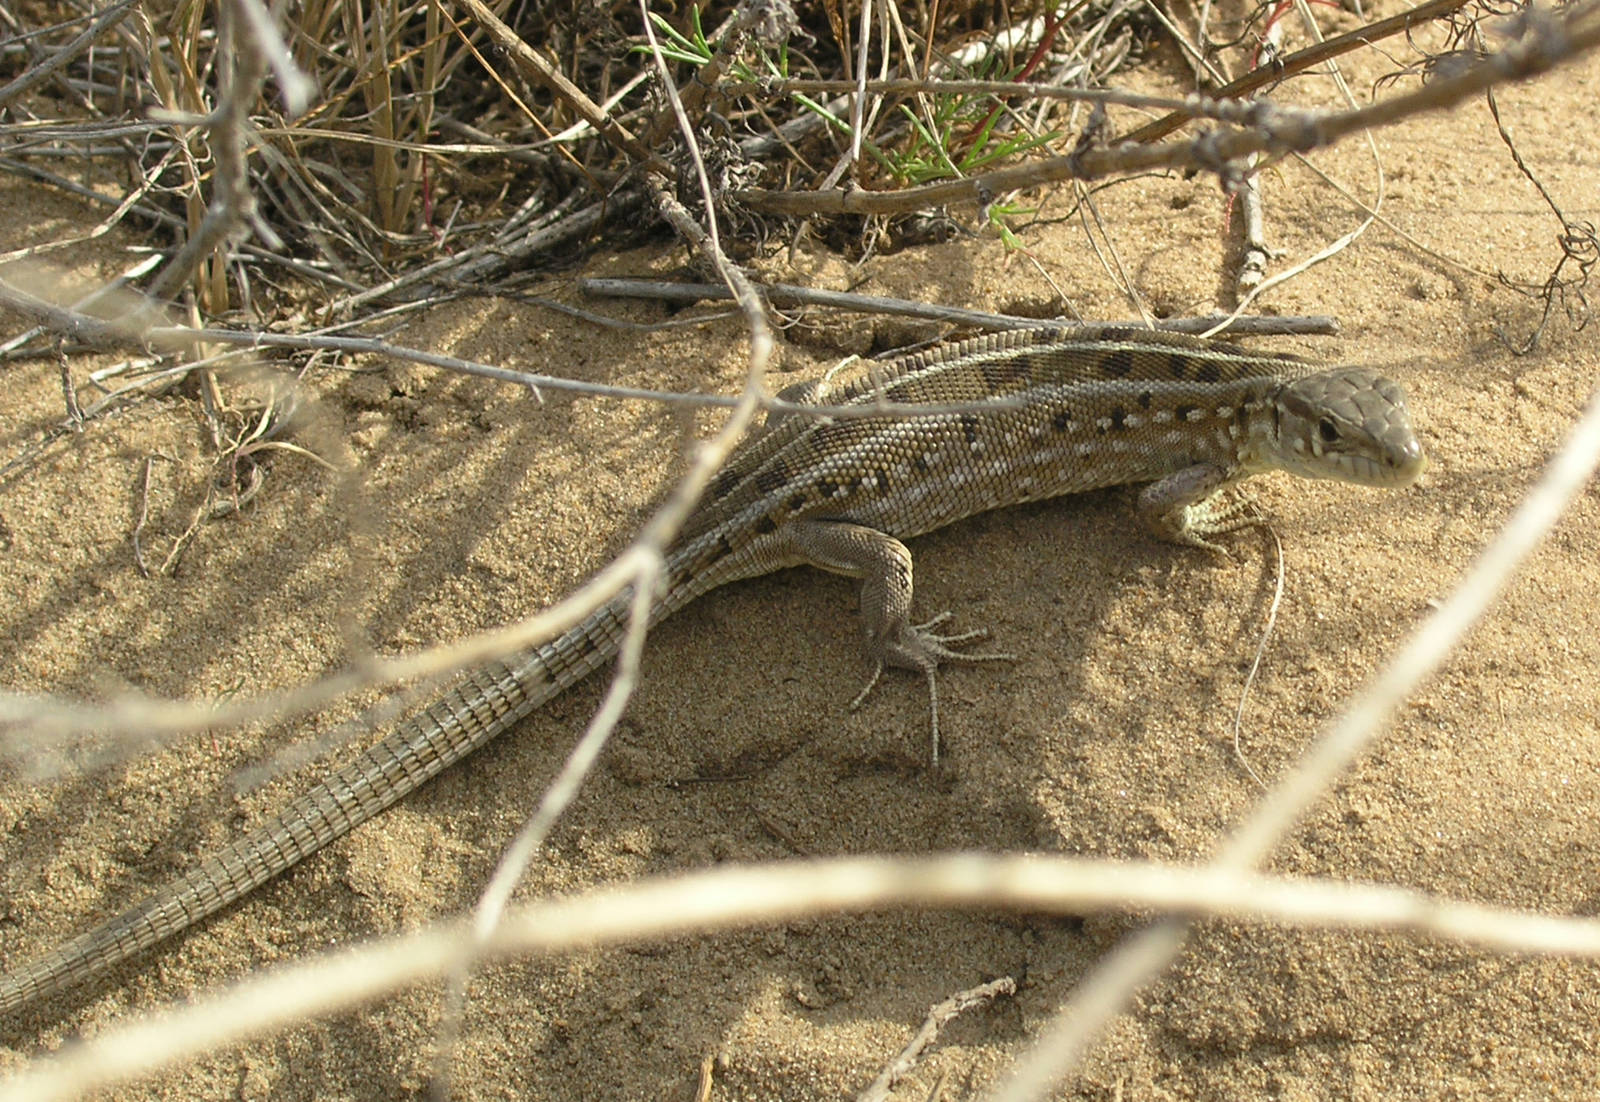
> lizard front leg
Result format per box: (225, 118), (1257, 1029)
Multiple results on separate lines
(1137, 463), (1257, 551)
(778, 518), (1010, 765)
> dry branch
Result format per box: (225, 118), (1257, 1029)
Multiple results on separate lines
(736, 2), (1600, 216)
(580, 276), (1339, 333)
(1123, 0), (1478, 143)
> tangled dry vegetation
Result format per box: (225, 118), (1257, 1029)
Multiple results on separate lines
(1, 0), (1591, 322)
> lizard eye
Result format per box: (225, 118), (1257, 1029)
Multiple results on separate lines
(1318, 417), (1340, 444)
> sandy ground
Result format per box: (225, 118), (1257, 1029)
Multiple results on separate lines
(2, 14), (1599, 1101)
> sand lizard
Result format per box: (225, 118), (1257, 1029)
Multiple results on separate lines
(0, 324), (1425, 1021)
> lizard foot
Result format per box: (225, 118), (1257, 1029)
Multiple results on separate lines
(849, 613), (1015, 767)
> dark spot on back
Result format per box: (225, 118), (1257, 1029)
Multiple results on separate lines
(754, 465), (790, 493)
(816, 478), (838, 498)
(960, 413), (979, 446)
(885, 382), (912, 403)
(1176, 403), (1198, 421)
(789, 493), (808, 513)
(1103, 349), (1135, 377)
(979, 354), (1030, 392)
(875, 466), (891, 490)
(1138, 389), (1152, 409)
(1110, 406), (1127, 430)
(1052, 411), (1071, 432)
(1196, 361), (1222, 383)
(913, 454), (929, 472)
(753, 514), (777, 534)
(710, 468), (740, 499)
(1168, 353), (1189, 379)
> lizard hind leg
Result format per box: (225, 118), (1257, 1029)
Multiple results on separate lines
(781, 519), (1014, 765)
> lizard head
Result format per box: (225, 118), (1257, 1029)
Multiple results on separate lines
(1270, 368), (1425, 487)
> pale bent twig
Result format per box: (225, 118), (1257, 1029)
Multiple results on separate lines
(431, 3), (784, 1089)
(10, 852), (1600, 1102)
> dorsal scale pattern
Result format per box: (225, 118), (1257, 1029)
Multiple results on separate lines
(682, 326), (1322, 566)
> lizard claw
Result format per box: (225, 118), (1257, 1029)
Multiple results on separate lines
(848, 662), (886, 714)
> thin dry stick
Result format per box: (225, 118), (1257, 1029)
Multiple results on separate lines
(454, 0), (655, 166)
(2, 277), (1214, 433)
(1233, 170), (1272, 300)
(1141, 0), (1231, 87)
(427, 570), (662, 1102)
(0, 278), (699, 406)
(1074, 181), (1154, 326)
(329, 190), (644, 311)
(858, 976), (1018, 1102)
(695, 1055), (716, 1102)
(0, 255), (162, 353)
(467, 0), (778, 939)
(130, 454), (161, 578)
(429, 1), (604, 195)
(0, 151), (366, 293)
(230, 0), (315, 113)
(986, 382), (1600, 1101)
(736, 76), (1197, 110)
(0, 146), (179, 268)
(1481, 82), (1598, 347)
(1121, 0), (1477, 143)
(642, 0), (793, 147)
(846, 0), (876, 173)
(1231, 522), (1283, 792)
(1229, 4), (1282, 301)
(144, 0), (287, 305)
(428, 4), (784, 1090)
(579, 277), (1341, 334)
(1206, 0), (1389, 332)
(1289, 151), (1500, 284)
(0, 0), (140, 109)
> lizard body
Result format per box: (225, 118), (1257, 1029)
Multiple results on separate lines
(0, 325), (1424, 1020)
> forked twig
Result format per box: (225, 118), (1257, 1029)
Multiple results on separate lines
(858, 977), (1018, 1102)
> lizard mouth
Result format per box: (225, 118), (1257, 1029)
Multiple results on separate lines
(1339, 435), (1426, 487)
